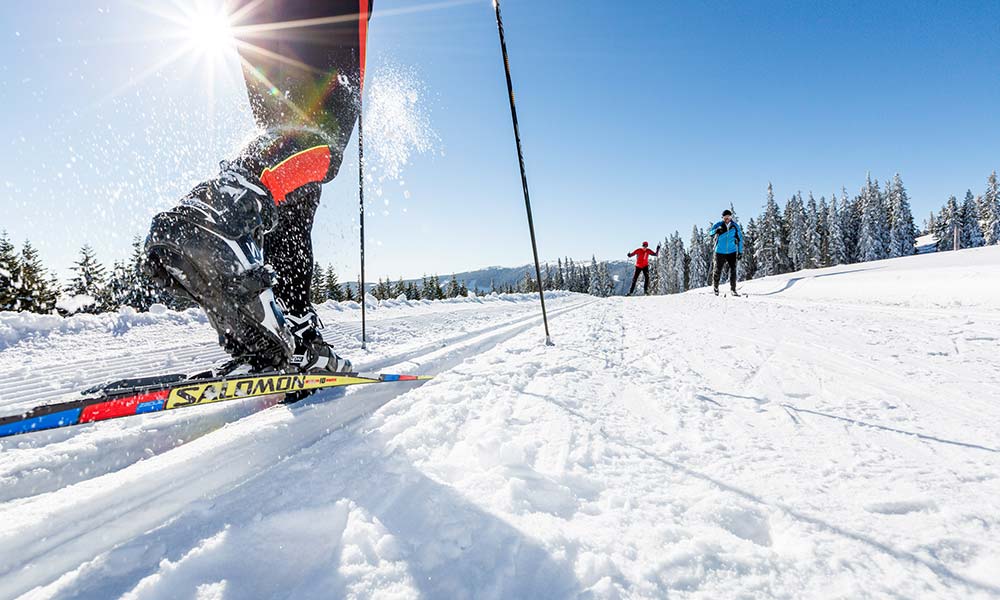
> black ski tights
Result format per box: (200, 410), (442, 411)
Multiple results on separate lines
(629, 266), (650, 295)
(263, 184), (321, 317)
(713, 252), (738, 291)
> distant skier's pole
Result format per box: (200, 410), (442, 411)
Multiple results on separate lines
(358, 75), (368, 350)
(492, 0), (553, 346)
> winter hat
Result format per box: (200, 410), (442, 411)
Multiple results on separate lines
(642, 241), (649, 247)
(722, 209), (733, 217)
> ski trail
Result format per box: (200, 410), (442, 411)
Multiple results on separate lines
(0, 300), (586, 503)
(0, 300), (592, 599)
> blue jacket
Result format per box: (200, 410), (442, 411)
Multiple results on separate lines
(709, 220), (744, 254)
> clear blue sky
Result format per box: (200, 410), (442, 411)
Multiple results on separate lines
(2, 0), (998, 281)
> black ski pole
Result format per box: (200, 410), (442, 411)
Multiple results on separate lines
(492, 0), (552, 346)
(358, 60), (368, 350)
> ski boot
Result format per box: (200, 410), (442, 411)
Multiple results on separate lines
(713, 286), (720, 296)
(731, 289), (741, 297)
(286, 310), (353, 374)
(145, 162), (295, 373)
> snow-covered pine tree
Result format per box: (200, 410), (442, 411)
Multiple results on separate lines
(857, 176), (889, 262)
(816, 196), (830, 267)
(981, 171), (1000, 245)
(804, 193), (821, 269)
(310, 261), (326, 304)
(16, 241), (59, 314)
(934, 196), (960, 252)
(406, 281), (420, 300)
(755, 183), (785, 276)
(688, 226), (710, 287)
(554, 258), (565, 290)
(596, 261), (613, 297)
(742, 219), (758, 279)
(886, 173), (916, 258)
(783, 192), (807, 271)
(325, 265), (345, 301)
(960, 190), (985, 249)
(670, 231), (686, 293)
(63, 245), (107, 313)
(588, 256), (601, 296)
(543, 265), (554, 291)
(841, 186), (861, 263)
(0, 231), (20, 311)
(827, 194), (847, 266)
(120, 236), (162, 311)
(447, 275), (461, 298)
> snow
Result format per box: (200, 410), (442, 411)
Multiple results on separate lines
(1, 249), (999, 598)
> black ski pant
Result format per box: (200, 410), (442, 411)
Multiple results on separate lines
(629, 266), (650, 295)
(713, 252), (738, 291)
(229, 0), (372, 316)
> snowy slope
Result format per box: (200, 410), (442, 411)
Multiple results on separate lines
(1, 250), (999, 599)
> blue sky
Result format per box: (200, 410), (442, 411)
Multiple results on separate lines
(2, 0), (999, 281)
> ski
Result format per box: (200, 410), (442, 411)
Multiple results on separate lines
(0, 371), (432, 439)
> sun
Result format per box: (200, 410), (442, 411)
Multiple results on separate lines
(185, 4), (235, 57)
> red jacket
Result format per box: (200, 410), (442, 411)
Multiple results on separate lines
(629, 247), (657, 268)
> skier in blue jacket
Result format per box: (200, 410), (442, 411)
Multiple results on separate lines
(708, 209), (744, 296)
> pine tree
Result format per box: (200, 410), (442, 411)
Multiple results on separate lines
(827, 194), (847, 266)
(842, 186), (861, 263)
(934, 196), (960, 252)
(742, 219), (758, 280)
(688, 226), (711, 288)
(63, 245), (107, 313)
(816, 196), (830, 267)
(886, 173), (916, 258)
(804, 193), (821, 268)
(310, 261), (326, 305)
(588, 256), (601, 296)
(447, 274), (461, 298)
(117, 236), (160, 311)
(554, 258), (565, 290)
(755, 183), (785, 276)
(857, 176), (889, 262)
(324, 265), (345, 301)
(16, 241), (59, 313)
(960, 190), (985, 249)
(0, 231), (20, 311)
(981, 171), (1000, 245)
(343, 280), (356, 302)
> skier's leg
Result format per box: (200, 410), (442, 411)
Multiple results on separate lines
(629, 267), (641, 295)
(712, 253), (724, 292)
(642, 266), (650, 294)
(727, 253), (738, 292)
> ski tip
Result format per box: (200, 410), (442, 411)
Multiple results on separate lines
(370, 373), (433, 382)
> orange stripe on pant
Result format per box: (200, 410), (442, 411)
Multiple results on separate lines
(259, 145), (333, 205)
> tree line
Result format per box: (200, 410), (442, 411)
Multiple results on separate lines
(644, 170), (998, 295)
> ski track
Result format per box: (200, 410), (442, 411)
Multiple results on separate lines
(0, 296), (593, 599)
(1, 251), (999, 599)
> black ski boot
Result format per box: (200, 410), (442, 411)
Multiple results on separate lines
(286, 310), (353, 374)
(713, 286), (720, 296)
(145, 162), (294, 372)
(731, 289), (741, 297)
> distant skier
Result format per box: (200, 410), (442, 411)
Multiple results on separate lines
(143, 1), (373, 375)
(708, 209), (744, 296)
(627, 241), (660, 295)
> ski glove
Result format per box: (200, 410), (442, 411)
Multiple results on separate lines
(737, 252), (743, 260)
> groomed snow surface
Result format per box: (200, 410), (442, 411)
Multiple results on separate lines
(1, 249), (999, 599)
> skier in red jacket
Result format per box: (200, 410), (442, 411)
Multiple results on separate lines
(627, 241), (660, 295)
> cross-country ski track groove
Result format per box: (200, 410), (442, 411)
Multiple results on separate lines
(0, 299), (593, 599)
